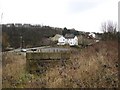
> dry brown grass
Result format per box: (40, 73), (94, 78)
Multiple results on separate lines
(66, 40), (118, 88)
(0, 52), (2, 89)
(2, 52), (26, 88)
(2, 40), (119, 88)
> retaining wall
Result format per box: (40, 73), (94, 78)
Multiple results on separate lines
(26, 52), (70, 74)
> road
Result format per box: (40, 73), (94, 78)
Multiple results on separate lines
(7, 46), (70, 55)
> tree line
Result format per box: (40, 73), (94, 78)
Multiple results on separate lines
(2, 24), (63, 51)
(2, 24), (80, 51)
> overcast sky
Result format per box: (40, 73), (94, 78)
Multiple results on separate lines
(0, 0), (119, 32)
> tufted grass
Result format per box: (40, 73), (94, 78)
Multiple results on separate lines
(2, 40), (119, 88)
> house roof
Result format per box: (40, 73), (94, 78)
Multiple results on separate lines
(64, 34), (75, 39)
(51, 34), (63, 41)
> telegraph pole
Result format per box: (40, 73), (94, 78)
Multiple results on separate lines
(20, 35), (23, 49)
(0, 13), (3, 24)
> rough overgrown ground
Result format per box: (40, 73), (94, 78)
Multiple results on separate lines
(2, 40), (119, 88)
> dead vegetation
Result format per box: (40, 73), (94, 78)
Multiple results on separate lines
(2, 40), (119, 88)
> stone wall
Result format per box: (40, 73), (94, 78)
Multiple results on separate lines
(26, 52), (70, 74)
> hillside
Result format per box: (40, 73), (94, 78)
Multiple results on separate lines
(2, 24), (63, 50)
(2, 40), (119, 88)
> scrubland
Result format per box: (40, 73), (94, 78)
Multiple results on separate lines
(2, 40), (119, 88)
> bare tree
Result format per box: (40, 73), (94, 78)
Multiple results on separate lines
(101, 21), (118, 40)
(101, 21), (117, 34)
(101, 22), (107, 33)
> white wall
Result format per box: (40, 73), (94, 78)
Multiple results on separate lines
(57, 36), (78, 46)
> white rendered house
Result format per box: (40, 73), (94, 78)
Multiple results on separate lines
(57, 36), (66, 45)
(57, 34), (78, 46)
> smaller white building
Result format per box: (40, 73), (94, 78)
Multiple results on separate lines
(57, 34), (78, 46)
(88, 32), (96, 39)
